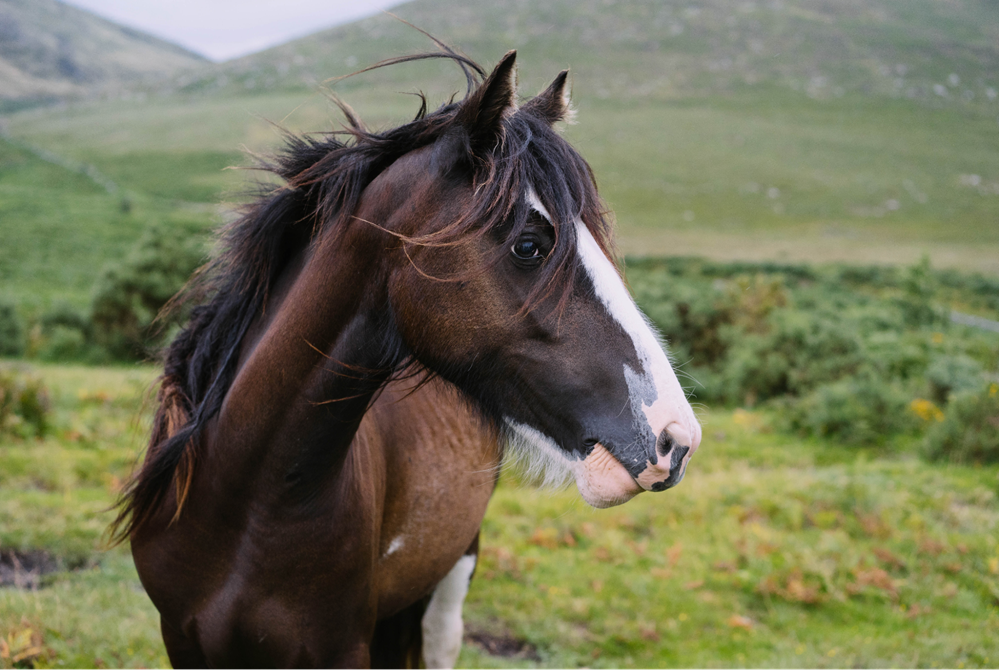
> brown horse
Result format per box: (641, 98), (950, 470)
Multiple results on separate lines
(113, 49), (702, 668)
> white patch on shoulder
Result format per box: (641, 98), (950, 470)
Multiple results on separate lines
(384, 535), (404, 557)
(503, 419), (574, 488)
(422, 554), (477, 669)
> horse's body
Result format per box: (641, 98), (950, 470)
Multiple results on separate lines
(117, 50), (702, 668)
(134, 376), (497, 667)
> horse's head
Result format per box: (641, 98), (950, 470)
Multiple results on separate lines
(360, 51), (701, 508)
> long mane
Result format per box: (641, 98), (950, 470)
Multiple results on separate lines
(111, 51), (615, 542)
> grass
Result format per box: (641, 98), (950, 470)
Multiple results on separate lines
(0, 137), (217, 312)
(2, 363), (997, 668)
(2, 76), (998, 322)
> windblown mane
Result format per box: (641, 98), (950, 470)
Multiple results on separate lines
(111, 50), (615, 542)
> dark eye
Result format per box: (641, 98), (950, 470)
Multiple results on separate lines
(512, 237), (541, 260)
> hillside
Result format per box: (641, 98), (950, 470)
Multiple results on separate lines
(2, 0), (999, 314)
(0, 0), (207, 111)
(173, 0), (999, 111)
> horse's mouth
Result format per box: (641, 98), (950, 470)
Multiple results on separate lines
(572, 441), (692, 509)
(571, 443), (643, 509)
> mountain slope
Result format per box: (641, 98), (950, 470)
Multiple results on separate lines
(0, 0), (207, 110)
(176, 0), (999, 111)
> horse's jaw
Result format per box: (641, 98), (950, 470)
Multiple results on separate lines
(571, 443), (643, 508)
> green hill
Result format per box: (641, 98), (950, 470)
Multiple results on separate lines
(0, 0), (207, 112)
(2, 0), (999, 313)
(174, 0), (999, 111)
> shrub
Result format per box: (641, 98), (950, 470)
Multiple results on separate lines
(897, 256), (945, 327)
(781, 375), (916, 447)
(923, 383), (999, 464)
(718, 310), (864, 405)
(90, 224), (206, 360)
(925, 354), (984, 404)
(0, 366), (51, 438)
(34, 303), (94, 362)
(0, 301), (25, 357)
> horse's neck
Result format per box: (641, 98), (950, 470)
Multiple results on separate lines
(206, 226), (395, 496)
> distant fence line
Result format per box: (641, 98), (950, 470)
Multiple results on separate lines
(0, 130), (118, 195)
(951, 310), (999, 334)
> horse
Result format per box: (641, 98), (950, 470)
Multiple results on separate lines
(112, 49), (702, 668)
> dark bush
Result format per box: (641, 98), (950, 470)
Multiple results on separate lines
(924, 383), (999, 464)
(35, 303), (94, 362)
(0, 301), (25, 357)
(0, 366), (51, 438)
(897, 256), (945, 327)
(90, 224), (206, 360)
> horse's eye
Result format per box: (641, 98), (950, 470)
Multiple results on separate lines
(511, 237), (542, 261)
(512, 239), (539, 258)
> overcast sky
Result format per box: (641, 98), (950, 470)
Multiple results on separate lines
(62, 0), (406, 62)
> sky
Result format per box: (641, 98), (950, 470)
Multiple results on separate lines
(62, 0), (406, 62)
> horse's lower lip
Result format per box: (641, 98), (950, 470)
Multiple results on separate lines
(572, 443), (643, 509)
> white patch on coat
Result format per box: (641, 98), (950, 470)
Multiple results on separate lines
(421, 554), (477, 669)
(383, 535), (404, 557)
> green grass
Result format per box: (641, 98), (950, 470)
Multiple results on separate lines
(2, 364), (998, 668)
(3, 0), (999, 313)
(0, 137), (217, 311)
(3, 81), (998, 318)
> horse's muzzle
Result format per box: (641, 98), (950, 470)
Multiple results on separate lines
(635, 423), (698, 493)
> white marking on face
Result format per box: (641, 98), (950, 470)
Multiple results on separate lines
(384, 535), (405, 557)
(526, 189), (700, 453)
(422, 554), (476, 669)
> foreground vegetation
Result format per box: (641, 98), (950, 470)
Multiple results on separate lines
(1, 362), (997, 668)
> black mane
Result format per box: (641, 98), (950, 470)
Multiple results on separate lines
(111, 51), (614, 541)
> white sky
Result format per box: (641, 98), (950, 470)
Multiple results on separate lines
(61, 0), (406, 62)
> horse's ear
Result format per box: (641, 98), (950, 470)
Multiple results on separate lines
(523, 70), (573, 125)
(456, 50), (518, 156)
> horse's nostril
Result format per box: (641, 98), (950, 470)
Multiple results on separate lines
(656, 429), (678, 458)
(669, 445), (689, 471)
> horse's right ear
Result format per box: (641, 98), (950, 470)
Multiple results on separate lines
(455, 50), (518, 157)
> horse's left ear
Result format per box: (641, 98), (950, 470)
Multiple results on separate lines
(523, 70), (573, 125)
(455, 50), (518, 156)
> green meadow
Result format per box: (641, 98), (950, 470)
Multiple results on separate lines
(2, 1), (999, 666)
(5, 84), (999, 313)
(1, 365), (997, 668)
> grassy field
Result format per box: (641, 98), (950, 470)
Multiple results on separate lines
(2, 364), (997, 668)
(3, 79), (998, 320)
(2, 1), (998, 313)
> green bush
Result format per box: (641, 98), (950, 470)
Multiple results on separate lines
(0, 366), (51, 438)
(0, 301), (25, 357)
(718, 310), (864, 405)
(34, 303), (95, 362)
(781, 375), (917, 447)
(90, 224), (206, 360)
(923, 383), (999, 464)
(925, 354), (984, 404)
(628, 256), (999, 451)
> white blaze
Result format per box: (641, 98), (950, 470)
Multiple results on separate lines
(526, 190), (698, 449)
